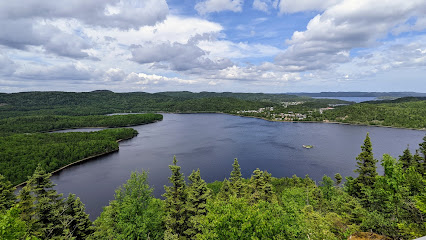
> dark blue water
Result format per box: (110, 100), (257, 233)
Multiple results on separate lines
(312, 97), (378, 102)
(50, 113), (425, 220)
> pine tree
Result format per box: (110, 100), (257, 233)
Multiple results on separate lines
(62, 194), (94, 240)
(217, 178), (232, 201)
(229, 158), (245, 198)
(399, 147), (413, 170)
(251, 168), (265, 203)
(413, 150), (425, 175)
(249, 169), (274, 203)
(420, 135), (426, 158)
(185, 169), (210, 239)
(163, 156), (188, 239)
(16, 185), (34, 224)
(230, 158), (242, 183)
(26, 165), (64, 238)
(262, 170), (275, 203)
(334, 173), (342, 186)
(0, 174), (16, 211)
(354, 133), (377, 198)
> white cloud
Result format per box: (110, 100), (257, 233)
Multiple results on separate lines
(0, 52), (16, 76)
(130, 39), (233, 72)
(0, 0), (169, 30)
(278, 0), (341, 13)
(253, 0), (279, 13)
(195, 0), (244, 15)
(275, 0), (426, 72)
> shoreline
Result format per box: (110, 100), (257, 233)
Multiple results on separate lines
(218, 112), (426, 131)
(14, 138), (128, 188)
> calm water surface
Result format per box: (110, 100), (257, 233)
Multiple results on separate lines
(50, 113), (425, 220)
(312, 96), (378, 102)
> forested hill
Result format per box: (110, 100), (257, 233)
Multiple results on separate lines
(320, 98), (426, 129)
(0, 91), (306, 118)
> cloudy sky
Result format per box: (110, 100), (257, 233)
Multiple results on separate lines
(0, 0), (425, 93)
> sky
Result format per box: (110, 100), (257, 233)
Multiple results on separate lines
(0, 0), (425, 93)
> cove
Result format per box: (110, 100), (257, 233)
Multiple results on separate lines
(50, 113), (425, 220)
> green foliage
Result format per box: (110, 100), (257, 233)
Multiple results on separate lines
(334, 173), (342, 185)
(0, 174), (15, 211)
(0, 113), (162, 136)
(0, 128), (137, 185)
(0, 205), (37, 240)
(399, 147), (413, 171)
(12, 166), (93, 239)
(353, 133), (378, 199)
(91, 171), (164, 240)
(199, 197), (291, 240)
(185, 169), (211, 239)
(163, 156), (188, 239)
(321, 100), (426, 129)
(229, 158), (242, 184)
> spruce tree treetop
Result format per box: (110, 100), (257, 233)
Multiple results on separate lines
(354, 133), (378, 190)
(230, 158), (242, 183)
(399, 147), (413, 170)
(163, 156), (188, 239)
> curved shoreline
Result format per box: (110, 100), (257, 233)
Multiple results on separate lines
(14, 139), (127, 188)
(223, 113), (426, 131)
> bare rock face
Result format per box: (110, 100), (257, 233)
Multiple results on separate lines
(348, 232), (391, 240)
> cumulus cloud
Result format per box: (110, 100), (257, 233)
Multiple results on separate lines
(0, 0), (168, 30)
(0, 20), (92, 58)
(278, 0), (340, 13)
(275, 0), (426, 72)
(195, 0), (243, 15)
(130, 36), (233, 72)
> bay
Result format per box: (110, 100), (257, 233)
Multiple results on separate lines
(50, 113), (425, 220)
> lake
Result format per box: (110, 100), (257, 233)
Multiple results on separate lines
(50, 113), (425, 220)
(312, 96), (378, 102)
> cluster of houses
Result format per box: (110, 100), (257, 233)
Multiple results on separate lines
(237, 104), (336, 121)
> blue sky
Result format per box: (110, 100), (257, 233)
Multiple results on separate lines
(0, 0), (425, 93)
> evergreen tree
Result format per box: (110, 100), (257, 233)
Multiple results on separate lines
(230, 158), (242, 183)
(334, 173), (342, 186)
(420, 135), (426, 158)
(229, 158), (245, 197)
(26, 165), (64, 238)
(413, 150), (424, 175)
(16, 185), (35, 225)
(163, 156), (188, 239)
(399, 147), (413, 170)
(354, 133), (377, 197)
(217, 178), (232, 201)
(185, 169), (210, 239)
(250, 169), (274, 203)
(0, 174), (16, 211)
(63, 194), (94, 239)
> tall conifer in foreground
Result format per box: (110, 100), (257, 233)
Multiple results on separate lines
(399, 147), (413, 171)
(354, 133), (377, 198)
(0, 174), (16, 211)
(185, 169), (210, 239)
(229, 158), (245, 197)
(230, 158), (242, 183)
(26, 165), (64, 238)
(163, 156), (188, 239)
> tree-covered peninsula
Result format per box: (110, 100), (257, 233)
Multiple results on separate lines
(0, 113), (163, 185)
(1, 134), (426, 239)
